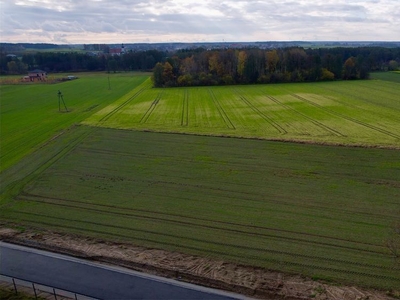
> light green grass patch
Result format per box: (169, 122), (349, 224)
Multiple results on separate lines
(0, 72), (148, 171)
(83, 80), (400, 147)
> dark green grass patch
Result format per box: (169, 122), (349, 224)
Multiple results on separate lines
(370, 71), (400, 83)
(2, 127), (399, 289)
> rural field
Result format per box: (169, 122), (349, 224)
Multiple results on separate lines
(371, 71), (400, 83)
(0, 72), (149, 171)
(84, 75), (400, 148)
(1, 72), (400, 291)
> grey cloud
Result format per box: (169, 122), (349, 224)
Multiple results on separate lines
(1, 0), (399, 43)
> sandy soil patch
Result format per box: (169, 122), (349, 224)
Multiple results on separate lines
(0, 226), (397, 300)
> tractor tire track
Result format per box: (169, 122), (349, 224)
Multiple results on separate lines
(25, 168), (400, 220)
(18, 194), (387, 254)
(234, 89), (287, 134)
(99, 88), (145, 123)
(310, 92), (400, 123)
(0, 126), (93, 207)
(140, 91), (163, 123)
(292, 94), (400, 140)
(13, 211), (400, 281)
(265, 95), (345, 137)
(12, 215), (400, 284)
(207, 89), (235, 129)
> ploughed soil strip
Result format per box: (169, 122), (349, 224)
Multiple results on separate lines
(0, 227), (397, 300)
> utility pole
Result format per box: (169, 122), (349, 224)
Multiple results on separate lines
(58, 90), (68, 112)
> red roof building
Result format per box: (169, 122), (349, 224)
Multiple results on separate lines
(28, 69), (47, 81)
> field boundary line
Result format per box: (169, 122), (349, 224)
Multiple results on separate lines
(9, 217), (400, 285)
(12, 211), (400, 281)
(234, 88), (287, 134)
(99, 88), (145, 123)
(264, 94), (345, 137)
(181, 89), (189, 126)
(140, 91), (163, 123)
(207, 89), (235, 129)
(292, 94), (400, 140)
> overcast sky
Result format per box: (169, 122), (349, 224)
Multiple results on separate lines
(0, 0), (399, 44)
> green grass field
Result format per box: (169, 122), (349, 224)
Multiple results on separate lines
(84, 78), (400, 148)
(1, 72), (399, 290)
(371, 71), (400, 83)
(1, 126), (399, 289)
(0, 72), (149, 171)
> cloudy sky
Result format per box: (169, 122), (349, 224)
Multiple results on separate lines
(0, 0), (399, 44)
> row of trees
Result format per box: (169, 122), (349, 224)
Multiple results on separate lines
(1, 45), (399, 83)
(0, 50), (166, 74)
(152, 47), (400, 87)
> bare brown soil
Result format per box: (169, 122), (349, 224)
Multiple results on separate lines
(0, 227), (397, 300)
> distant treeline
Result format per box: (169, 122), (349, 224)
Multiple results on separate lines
(152, 47), (400, 87)
(0, 50), (166, 74)
(1, 46), (399, 84)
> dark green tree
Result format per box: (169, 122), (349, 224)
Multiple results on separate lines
(152, 62), (164, 87)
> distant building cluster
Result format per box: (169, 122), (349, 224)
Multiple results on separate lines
(22, 69), (47, 82)
(109, 44), (126, 56)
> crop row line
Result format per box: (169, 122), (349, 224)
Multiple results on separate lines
(207, 89), (235, 129)
(99, 88), (145, 123)
(292, 94), (400, 140)
(18, 194), (387, 255)
(140, 92), (163, 123)
(14, 211), (400, 281)
(234, 89), (287, 134)
(181, 89), (189, 126)
(264, 94), (345, 137)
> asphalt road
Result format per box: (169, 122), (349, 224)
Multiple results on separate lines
(0, 242), (249, 300)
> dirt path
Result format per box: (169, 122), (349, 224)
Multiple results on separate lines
(0, 227), (397, 300)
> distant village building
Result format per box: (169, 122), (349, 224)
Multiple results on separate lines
(27, 69), (47, 81)
(109, 44), (126, 56)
